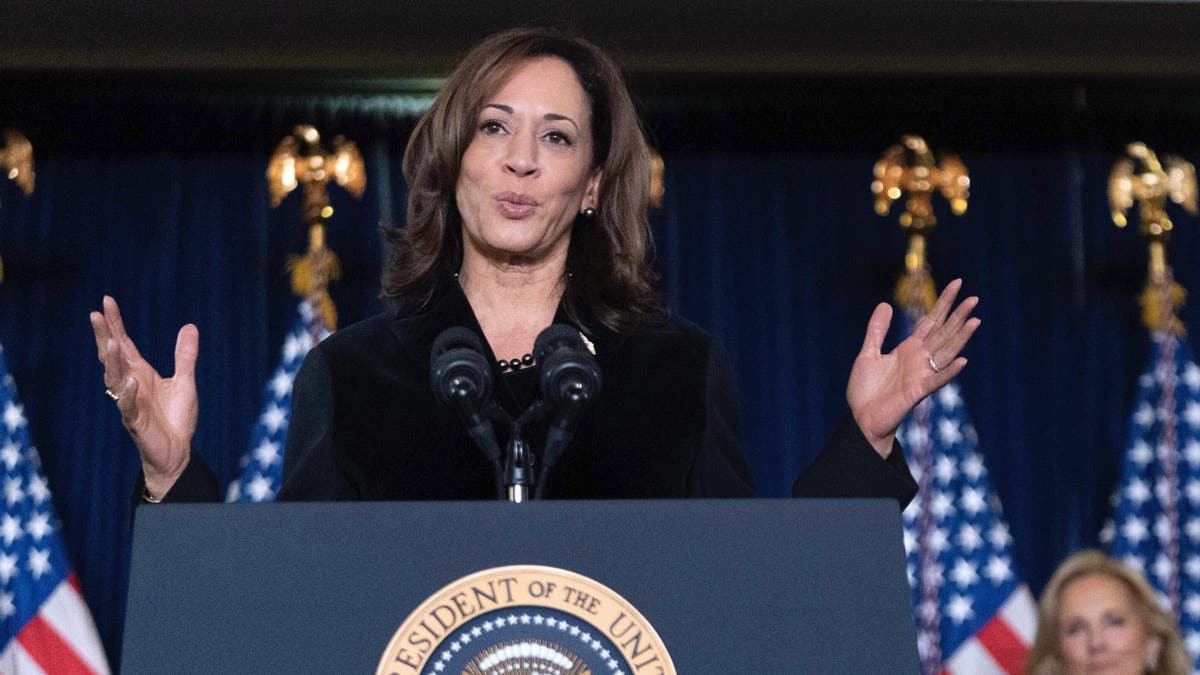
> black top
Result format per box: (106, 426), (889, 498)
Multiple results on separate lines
(143, 284), (917, 505)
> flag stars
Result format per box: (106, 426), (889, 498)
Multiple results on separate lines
(905, 424), (930, 451)
(268, 368), (294, 400)
(946, 594), (975, 624)
(0, 513), (21, 546)
(0, 441), (19, 471)
(1187, 594), (1200, 618)
(1, 402), (24, 434)
(253, 439), (281, 467)
(1134, 402), (1156, 427)
(0, 591), (13, 618)
(245, 475), (275, 502)
(260, 403), (288, 435)
(0, 553), (16, 584)
(961, 453), (985, 481)
(927, 526), (950, 555)
(282, 333), (306, 364)
(1184, 402), (1200, 430)
(984, 555), (1014, 585)
(1186, 555), (1200, 580)
(1152, 553), (1174, 585)
(930, 492), (956, 521)
(937, 419), (963, 446)
(1125, 479), (1151, 506)
(936, 384), (962, 409)
(1153, 478), (1174, 504)
(1188, 518), (1200, 542)
(1120, 516), (1149, 546)
(25, 512), (51, 542)
(27, 548), (50, 579)
(1154, 515), (1174, 544)
(904, 499), (923, 522)
(964, 424), (979, 445)
(1123, 554), (1146, 575)
(1187, 631), (1200, 658)
(933, 455), (957, 484)
(960, 487), (986, 517)
(1186, 441), (1200, 468)
(26, 474), (48, 504)
(1184, 362), (1200, 392)
(1187, 480), (1200, 505)
(1131, 440), (1154, 467)
(989, 522), (1013, 549)
(949, 558), (980, 588)
(957, 523), (983, 553)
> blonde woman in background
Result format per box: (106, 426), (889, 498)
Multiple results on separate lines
(1028, 550), (1190, 675)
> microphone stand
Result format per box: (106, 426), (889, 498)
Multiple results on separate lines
(504, 402), (550, 503)
(533, 392), (583, 501)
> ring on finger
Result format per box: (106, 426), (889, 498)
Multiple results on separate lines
(105, 387), (120, 402)
(928, 353), (942, 374)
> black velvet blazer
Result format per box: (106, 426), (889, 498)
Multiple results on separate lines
(151, 284), (917, 505)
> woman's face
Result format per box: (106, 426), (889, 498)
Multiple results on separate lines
(455, 56), (601, 268)
(1057, 573), (1161, 675)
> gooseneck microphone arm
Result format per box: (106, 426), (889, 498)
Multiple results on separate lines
(532, 325), (601, 500)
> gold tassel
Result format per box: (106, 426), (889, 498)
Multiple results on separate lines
(895, 269), (937, 317)
(894, 233), (937, 315)
(1139, 278), (1187, 336)
(287, 223), (341, 331)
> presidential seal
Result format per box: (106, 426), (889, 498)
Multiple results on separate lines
(375, 565), (675, 675)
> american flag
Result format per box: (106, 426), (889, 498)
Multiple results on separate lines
(900, 317), (1037, 674)
(226, 301), (330, 503)
(0, 342), (109, 673)
(1106, 332), (1200, 665)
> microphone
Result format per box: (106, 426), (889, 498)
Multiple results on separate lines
(430, 327), (504, 497)
(532, 325), (601, 498)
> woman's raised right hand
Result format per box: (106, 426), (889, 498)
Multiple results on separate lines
(89, 296), (199, 499)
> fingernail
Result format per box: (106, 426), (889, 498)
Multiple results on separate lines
(106, 338), (114, 352)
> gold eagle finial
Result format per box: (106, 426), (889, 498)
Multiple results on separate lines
(266, 125), (366, 331)
(1109, 142), (1198, 335)
(0, 129), (36, 284)
(872, 135), (969, 315)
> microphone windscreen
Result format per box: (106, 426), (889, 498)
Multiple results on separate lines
(430, 327), (492, 407)
(431, 327), (485, 362)
(533, 324), (583, 363)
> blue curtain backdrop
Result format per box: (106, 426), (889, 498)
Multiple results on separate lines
(1, 79), (1199, 669)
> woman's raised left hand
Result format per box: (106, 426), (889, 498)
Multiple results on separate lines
(846, 279), (980, 458)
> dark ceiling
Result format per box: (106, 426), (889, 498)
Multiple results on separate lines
(3, 1), (1200, 77)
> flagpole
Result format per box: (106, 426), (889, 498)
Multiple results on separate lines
(1105, 142), (1199, 633)
(876, 135), (1037, 675)
(0, 132), (111, 672)
(228, 125), (365, 502)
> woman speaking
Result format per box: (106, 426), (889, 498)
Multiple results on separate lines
(89, 27), (979, 504)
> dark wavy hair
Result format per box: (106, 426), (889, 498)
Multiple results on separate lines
(382, 27), (661, 332)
